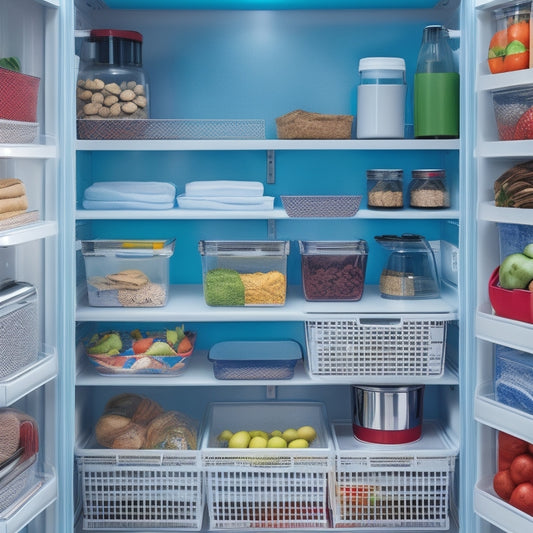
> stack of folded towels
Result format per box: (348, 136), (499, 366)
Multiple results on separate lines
(177, 180), (274, 210)
(83, 181), (176, 210)
(0, 179), (28, 220)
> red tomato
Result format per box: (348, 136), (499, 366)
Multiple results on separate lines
(510, 482), (533, 516)
(503, 50), (530, 71)
(488, 56), (506, 73)
(508, 21), (530, 48)
(493, 469), (516, 501)
(490, 28), (508, 51)
(510, 454), (533, 485)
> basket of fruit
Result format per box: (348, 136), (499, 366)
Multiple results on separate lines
(201, 401), (334, 529)
(84, 326), (196, 375)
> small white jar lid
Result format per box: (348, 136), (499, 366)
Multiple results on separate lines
(358, 57), (406, 72)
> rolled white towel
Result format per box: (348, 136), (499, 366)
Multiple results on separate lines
(84, 181), (176, 204)
(184, 180), (264, 197)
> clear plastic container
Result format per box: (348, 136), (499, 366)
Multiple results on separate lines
(198, 240), (290, 306)
(488, 1), (531, 74)
(356, 57), (406, 139)
(208, 340), (302, 380)
(77, 29), (149, 120)
(366, 169), (403, 208)
(409, 169), (450, 208)
(81, 239), (175, 307)
(375, 234), (440, 299)
(299, 240), (368, 301)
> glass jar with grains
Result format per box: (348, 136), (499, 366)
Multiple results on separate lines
(366, 169), (404, 209)
(409, 169), (450, 208)
(77, 29), (149, 120)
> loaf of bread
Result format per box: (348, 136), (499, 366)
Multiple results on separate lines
(94, 393), (197, 450)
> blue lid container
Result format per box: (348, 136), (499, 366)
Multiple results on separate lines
(208, 340), (302, 380)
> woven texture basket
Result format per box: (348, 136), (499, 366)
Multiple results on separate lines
(276, 110), (353, 139)
(0, 68), (40, 123)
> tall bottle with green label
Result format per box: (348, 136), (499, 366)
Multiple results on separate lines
(414, 25), (459, 139)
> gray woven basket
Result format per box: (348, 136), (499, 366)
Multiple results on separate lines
(281, 195), (361, 218)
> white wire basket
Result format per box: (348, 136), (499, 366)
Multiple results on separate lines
(330, 421), (458, 529)
(305, 316), (450, 378)
(77, 118), (266, 140)
(76, 444), (204, 530)
(201, 402), (334, 530)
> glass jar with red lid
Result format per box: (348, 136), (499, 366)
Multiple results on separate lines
(77, 29), (149, 120)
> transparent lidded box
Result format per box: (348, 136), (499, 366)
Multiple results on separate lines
(298, 240), (368, 301)
(198, 240), (290, 306)
(487, 1), (531, 74)
(81, 239), (175, 307)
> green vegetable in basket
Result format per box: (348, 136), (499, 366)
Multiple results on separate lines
(144, 341), (177, 356)
(0, 57), (21, 72)
(87, 332), (122, 355)
(204, 268), (245, 306)
(499, 243), (533, 290)
(166, 325), (186, 347)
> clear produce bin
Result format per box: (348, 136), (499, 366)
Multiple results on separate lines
(198, 240), (290, 306)
(330, 421), (458, 529)
(299, 240), (368, 301)
(201, 401), (334, 529)
(81, 239), (175, 307)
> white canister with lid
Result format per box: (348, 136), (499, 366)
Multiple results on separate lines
(356, 57), (406, 139)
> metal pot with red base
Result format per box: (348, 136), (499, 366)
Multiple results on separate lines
(352, 385), (424, 444)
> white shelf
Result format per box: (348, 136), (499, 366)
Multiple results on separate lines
(476, 140), (533, 158)
(478, 202), (533, 225)
(75, 138), (460, 152)
(476, 307), (533, 355)
(76, 350), (459, 387)
(0, 142), (57, 160)
(75, 284), (458, 322)
(0, 350), (57, 407)
(475, 382), (533, 442)
(0, 222), (57, 247)
(75, 207), (460, 220)
(0, 467), (57, 533)
(474, 477), (533, 533)
(477, 68), (533, 92)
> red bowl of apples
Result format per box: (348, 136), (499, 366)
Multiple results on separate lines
(489, 267), (533, 324)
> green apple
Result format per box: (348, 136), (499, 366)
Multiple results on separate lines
(228, 430), (251, 448)
(249, 436), (268, 448)
(288, 438), (310, 448)
(267, 436), (287, 448)
(281, 428), (298, 443)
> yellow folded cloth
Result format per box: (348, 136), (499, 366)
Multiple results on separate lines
(0, 196), (28, 215)
(0, 178), (26, 200)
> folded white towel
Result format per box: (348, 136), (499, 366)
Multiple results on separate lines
(83, 199), (175, 210)
(184, 180), (264, 197)
(84, 181), (176, 203)
(177, 195), (274, 210)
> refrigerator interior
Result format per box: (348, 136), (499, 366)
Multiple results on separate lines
(69, 1), (465, 532)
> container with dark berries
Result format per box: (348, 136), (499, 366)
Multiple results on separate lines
(298, 240), (368, 301)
